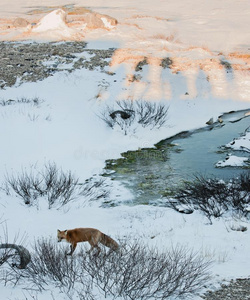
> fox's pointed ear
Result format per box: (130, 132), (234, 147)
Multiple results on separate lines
(65, 230), (68, 235)
(57, 229), (60, 233)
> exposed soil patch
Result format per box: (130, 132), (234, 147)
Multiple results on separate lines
(0, 41), (115, 89)
(202, 278), (250, 300)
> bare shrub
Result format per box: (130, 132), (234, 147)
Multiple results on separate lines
(79, 177), (110, 202)
(0, 97), (44, 107)
(16, 238), (211, 300)
(239, 172), (250, 192)
(26, 239), (79, 290)
(4, 163), (79, 208)
(134, 100), (168, 128)
(99, 100), (169, 134)
(3, 164), (110, 208)
(2, 239), (94, 299)
(167, 173), (250, 222)
(42, 163), (79, 208)
(4, 169), (42, 205)
(81, 240), (211, 299)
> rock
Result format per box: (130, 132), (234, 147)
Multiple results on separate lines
(206, 117), (214, 125)
(96, 13), (117, 27)
(110, 110), (134, 120)
(13, 18), (30, 28)
(0, 243), (31, 269)
(82, 13), (103, 28)
(82, 12), (117, 29)
(176, 207), (194, 214)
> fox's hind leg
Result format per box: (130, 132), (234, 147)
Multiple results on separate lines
(87, 240), (101, 255)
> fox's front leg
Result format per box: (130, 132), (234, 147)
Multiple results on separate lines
(67, 243), (77, 255)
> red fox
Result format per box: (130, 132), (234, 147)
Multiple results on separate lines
(57, 228), (119, 255)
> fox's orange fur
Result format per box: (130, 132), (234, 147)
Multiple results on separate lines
(57, 228), (119, 255)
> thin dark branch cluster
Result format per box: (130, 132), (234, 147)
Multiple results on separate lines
(4, 163), (79, 208)
(135, 100), (169, 128)
(79, 177), (110, 202)
(0, 97), (44, 107)
(3, 163), (110, 209)
(99, 100), (169, 134)
(81, 241), (211, 299)
(6, 238), (211, 300)
(25, 239), (80, 291)
(167, 172), (250, 222)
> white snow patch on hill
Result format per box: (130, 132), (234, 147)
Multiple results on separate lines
(32, 9), (68, 32)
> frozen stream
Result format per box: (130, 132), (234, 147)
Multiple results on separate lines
(105, 109), (250, 205)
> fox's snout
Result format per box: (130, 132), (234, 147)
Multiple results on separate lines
(57, 235), (65, 242)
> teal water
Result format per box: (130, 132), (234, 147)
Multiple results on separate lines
(104, 109), (250, 205)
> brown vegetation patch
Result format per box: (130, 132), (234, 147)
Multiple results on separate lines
(170, 57), (223, 73)
(152, 33), (176, 42)
(66, 7), (92, 15)
(228, 52), (250, 60)
(227, 52), (250, 71)
(110, 49), (148, 67)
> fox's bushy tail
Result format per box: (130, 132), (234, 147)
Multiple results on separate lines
(100, 234), (119, 250)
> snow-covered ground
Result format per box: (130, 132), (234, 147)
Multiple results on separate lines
(0, 1), (250, 299)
